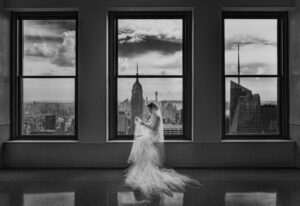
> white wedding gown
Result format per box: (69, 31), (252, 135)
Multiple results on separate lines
(124, 113), (200, 198)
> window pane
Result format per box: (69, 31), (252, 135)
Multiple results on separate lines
(224, 19), (277, 75)
(117, 78), (183, 135)
(118, 19), (183, 75)
(23, 20), (76, 76)
(22, 79), (75, 135)
(225, 78), (279, 135)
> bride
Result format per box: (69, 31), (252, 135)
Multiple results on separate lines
(124, 102), (201, 199)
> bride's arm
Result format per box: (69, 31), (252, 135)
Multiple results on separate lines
(141, 115), (160, 131)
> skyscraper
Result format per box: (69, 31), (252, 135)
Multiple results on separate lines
(118, 111), (128, 135)
(229, 81), (252, 125)
(228, 43), (263, 134)
(237, 43), (241, 85)
(44, 114), (56, 130)
(129, 62), (144, 135)
(229, 81), (263, 134)
(261, 104), (278, 134)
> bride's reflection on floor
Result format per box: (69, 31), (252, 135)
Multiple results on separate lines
(1, 170), (300, 206)
(117, 190), (184, 206)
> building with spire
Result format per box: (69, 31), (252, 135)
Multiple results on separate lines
(228, 45), (263, 134)
(129, 62), (144, 135)
(237, 43), (241, 84)
(229, 81), (263, 134)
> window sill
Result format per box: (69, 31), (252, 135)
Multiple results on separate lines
(107, 139), (194, 143)
(5, 140), (79, 143)
(221, 139), (294, 143)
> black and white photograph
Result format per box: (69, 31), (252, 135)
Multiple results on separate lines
(0, 0), (299, 205)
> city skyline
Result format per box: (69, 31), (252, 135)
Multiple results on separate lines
(118, 63), (183, 135)
(22, 101), (75, 135)
(118, 78), (182, 103)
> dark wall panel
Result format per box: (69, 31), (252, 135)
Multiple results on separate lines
(289, 2), (300, 167)
(0, 0), (10, 168)
(3, 141), (295, 168)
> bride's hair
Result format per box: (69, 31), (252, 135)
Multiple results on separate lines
(147, 102), (158, 110)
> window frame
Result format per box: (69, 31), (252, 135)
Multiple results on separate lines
(222, 11), (289, 139)
(108, 11), (193, 141)
(11, 12), (78, 140)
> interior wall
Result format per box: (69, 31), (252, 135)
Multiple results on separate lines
(0, 0), (10, 168)
(2, 0), (299, 168)
(289, 0), (300, 167)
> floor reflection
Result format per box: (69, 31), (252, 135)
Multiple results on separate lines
(225, 192), (277, 206)
(0, 170), (299, 205)
(23, 192), (75, 206)
(117, 191), (184, 206)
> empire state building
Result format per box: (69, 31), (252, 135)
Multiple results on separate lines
(129, 63), (144, 135)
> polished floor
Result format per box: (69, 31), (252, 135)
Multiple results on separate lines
(0, 169), (299, 205)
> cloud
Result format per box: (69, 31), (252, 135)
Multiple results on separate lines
(24, 20), (75, 37)
(25, 35), (63, 43)
(25, 42), (56, 57)
(118, 19), (182, 57)
(118, 51), (182, 75)
(225, 62), (275, 75)
(118, 19), (182, 43)
(51, 31), (76, 67)
(225, 35), (276, 50)
(25, 31), (76, 68)
(119, 36), (182, 57)
(23, 56), (75, 75)
(35, 20), (76, 31)
(118, 57), (129, 73)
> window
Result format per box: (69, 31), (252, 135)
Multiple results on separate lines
(108, 11), (192, 140)
(12, 12), (78, 139)
(222, 12), (288, 138)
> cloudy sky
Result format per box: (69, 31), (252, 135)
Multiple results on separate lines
(117, 19), (183, 102)
(118, 19), (183, 75)
(23, 79), (74, 103)
(23, 20), (75, 102)
(225, 19), (278, 103)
